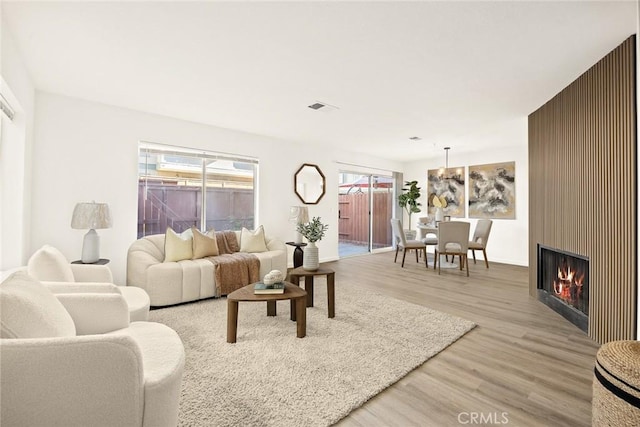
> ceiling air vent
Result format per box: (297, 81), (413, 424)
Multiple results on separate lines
(308, 101), (339, 113)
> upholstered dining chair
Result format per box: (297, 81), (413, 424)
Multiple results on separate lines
(417, 216), (430, 240)
(421, 234), (438, 268)
(415, 216), (437, 266)
(434, 221), (470, 276)
(390, 218), (427, 268)
(468, 219), (493, 268)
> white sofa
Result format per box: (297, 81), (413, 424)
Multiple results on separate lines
(127, 231), (287, 307)
(0, 271), (185, 427)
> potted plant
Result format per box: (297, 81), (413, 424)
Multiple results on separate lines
(398, 180), (422, 239)
(297, 217), (329, 271)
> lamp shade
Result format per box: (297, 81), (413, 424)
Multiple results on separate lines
(288, 206), (309, 224)
(71, 202), (113, 230)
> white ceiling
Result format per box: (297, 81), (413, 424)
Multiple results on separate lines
(2, 1), (637, 162)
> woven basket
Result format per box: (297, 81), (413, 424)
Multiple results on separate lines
(593, 340), (640, 426)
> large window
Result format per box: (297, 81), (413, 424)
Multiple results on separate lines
(138, 143), (257, 238)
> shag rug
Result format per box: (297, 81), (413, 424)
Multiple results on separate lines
(150, 281), (475, 426)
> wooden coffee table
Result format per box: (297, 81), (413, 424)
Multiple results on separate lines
(226, 282), (307, 343)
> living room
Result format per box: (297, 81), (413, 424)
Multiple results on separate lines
(5, 0), (607, 281)
(1, 1), (639, 426)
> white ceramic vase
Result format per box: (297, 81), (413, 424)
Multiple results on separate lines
(303, 241), (319, 271)
(435, 207), (444, 223)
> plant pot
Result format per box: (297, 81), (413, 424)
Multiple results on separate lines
(303, 242), (319, 271)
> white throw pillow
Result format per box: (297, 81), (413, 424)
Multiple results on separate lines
(0, 271), (76, 338)
(192, 227), (219, 259)
(27, 245), (75, 282)
(240, 226), (268, 253)
(164, 227), (193, 262)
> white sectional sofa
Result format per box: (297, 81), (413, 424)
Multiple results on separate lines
(127, 230), (287, 307)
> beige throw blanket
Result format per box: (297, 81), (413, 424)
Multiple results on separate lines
(210, 231), (260, 295)
(216, 231), (240, 255)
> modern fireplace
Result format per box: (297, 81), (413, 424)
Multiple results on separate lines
(537, 244), (589, 333)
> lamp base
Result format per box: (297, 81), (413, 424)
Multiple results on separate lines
(81, 229), (100, 264)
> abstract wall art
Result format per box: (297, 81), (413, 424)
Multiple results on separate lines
(468, 161), (516, 219)
(427, 167), (465, 218)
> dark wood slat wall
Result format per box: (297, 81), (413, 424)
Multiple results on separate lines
(528, 35), (637, 344)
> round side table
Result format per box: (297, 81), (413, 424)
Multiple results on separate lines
(71, 259), (110, 265)
(288, 266), (335, 318)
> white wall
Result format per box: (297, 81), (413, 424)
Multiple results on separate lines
(0, 15), (35, 270)
(403, 117), (529, 266)
(31, 92), (403, 283)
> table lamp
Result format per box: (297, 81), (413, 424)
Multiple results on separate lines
(71, 202), (113, 263)
(288, 206), (309, 244)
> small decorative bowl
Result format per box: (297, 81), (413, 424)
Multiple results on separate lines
(263, 269), (284, 285)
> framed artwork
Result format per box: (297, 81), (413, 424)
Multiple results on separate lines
(468, 161), (516, 219)
(427, 167), (465, 218)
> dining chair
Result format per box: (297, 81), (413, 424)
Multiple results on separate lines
(421, 234), (438, 269)
(418, 217), (437, 266)
(417, 216), (430, 240)
(434, 221), (470, 276)
(390, 219), (427, 268)
(416, 216), (437, 266)
(468, 219), (493, 268)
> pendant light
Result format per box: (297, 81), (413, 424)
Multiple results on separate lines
(438, 147), (450, 176)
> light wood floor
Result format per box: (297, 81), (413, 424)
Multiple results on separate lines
(323, 251), (600, 427)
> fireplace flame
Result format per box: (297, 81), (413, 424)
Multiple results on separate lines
(553, 266), (584, 304)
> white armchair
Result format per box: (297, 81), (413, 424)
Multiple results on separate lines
(28, 245), (150, 321)
(0, 271), (185, 427)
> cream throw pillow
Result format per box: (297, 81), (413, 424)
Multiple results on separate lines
(192, 227), (219, 259)
(240, 226), (268, 253)
(27, 245), (75, 282)
(0, 271), (76, 338)
(164, 228), (193, 262)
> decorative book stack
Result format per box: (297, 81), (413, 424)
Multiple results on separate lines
(254, 282), (285, 295)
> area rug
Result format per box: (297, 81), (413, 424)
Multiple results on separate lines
(150, 281), (475, 426)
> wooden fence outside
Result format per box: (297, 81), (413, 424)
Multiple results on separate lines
(139, 182), (393, 248)
(339, 192), (393, 247)
(138, 182), (254, 238)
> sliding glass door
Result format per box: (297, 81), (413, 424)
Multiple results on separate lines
(338, 171), (393, 257)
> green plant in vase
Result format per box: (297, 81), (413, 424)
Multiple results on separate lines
(297, 217), (329, 271)
(398, 180), (422, 237)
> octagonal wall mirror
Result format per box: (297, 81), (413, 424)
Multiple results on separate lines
(294, 163), (326, 205)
